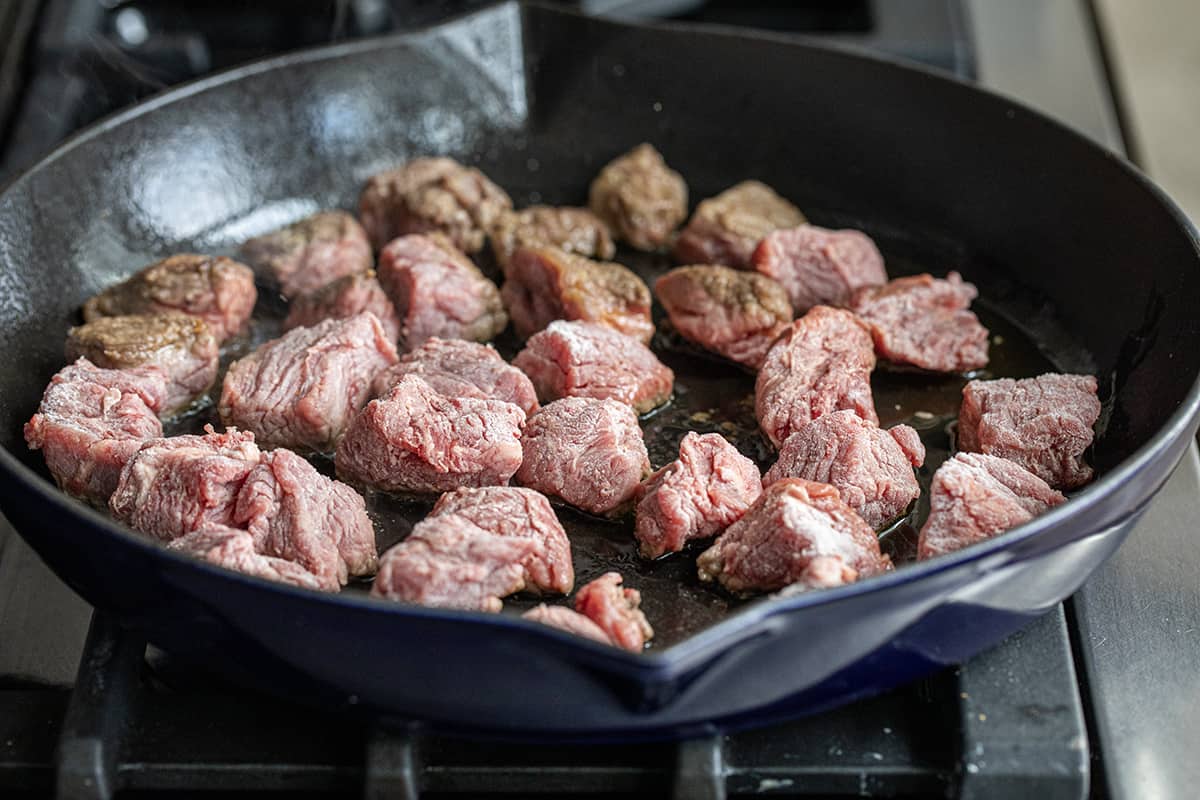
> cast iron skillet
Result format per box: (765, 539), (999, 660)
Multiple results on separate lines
(0, 2), (1198, 738)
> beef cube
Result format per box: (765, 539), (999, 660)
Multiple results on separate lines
(573, 572), (654, 652)
(168, 525), (328, 591)
(371, 338), (538, 416)
(239, 210), (373, 299)
(755, 306), (878, 448)
(753, 225), (887, 314)
(521, 604), (612, 644)
(335, 375), (525, 494)
(655, 265), (792, 369)
(673, 181), (806, 269)
(489, 206), (615, 273)
(849, 272), (989, 372)
(697, 478), (892, 595)
(376, 233), (507, 348)
(500, 246), (654, 342)
(513, 320), (674, 414)
(65, 313), (219, 416)
(762, 411), (925, 529)
(24, 358), (167, 505)
(958, 373), (1101, 489)
(219, 312), (398, 453)
(918, 452), (1066, 560)
(358, 157), (513, 254)
(82, 254), (257, 343)
(588, 143), (687, 251)
(283, 271), (401, 344)
(634, 432), (762, 559)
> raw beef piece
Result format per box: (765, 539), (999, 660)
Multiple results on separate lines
(588, 143), (687, 251)
(573, 572), (654, 652)
(335, 375), (525, 494)
(219, 312), (398, 453)
(358, 157), (513, 253)
(762, 411), (925, 529)
(167, 525), (328, 591)
(697, 478), (892, 595)
(513, 320), (674, 414)
(635, 432), (762, 559)
(958, 373), (1101, 489)
(489, 205), (615, 272)
(65, 313), (219, 416)
(753, 225), (887, 314)
(82, 254), (257, 343)
(521, 604), (611, 644)
(849, 272), (989, 372)
(516, 397), (650, 516)
(755, 306), (878, 448)
(673, 181), (806, 269)
(655, 265), (792, 369)
(283, 271), (401, 343)
(370, 338), (538, 416)
(376, 233), (507, 348)
(24, 358), (167, 505)
(500, 246), (654, 342)
(430, 486), (574, 595)
(239, 210), (373, 299)
(918, 452), (1066, 560)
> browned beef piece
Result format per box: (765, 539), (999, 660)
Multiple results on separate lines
(521, 604), (611, 644)
(919, 452), (1066, 560)
(753, 225), (887, 314)
(24, 358), (167, 505)
(655, 265), (792, 369)
(958, 373), (1100, 489)
(673, 181), (806, 269)
(376, 233), (507, 349)
(283, 271), (401, 344)
(335, 375), (525, 494)
(500, 246), (654, 343)
(516, 397), (650, 516)
(370, 338), (538, 416)
(588, 143), (687, 251)
(573, 572), (653, 652)
(755, 306), (878, 448)
(219, 312), (398, 453)
(762, 411), (924, 529)
(167, 525), (329, 591)
(513, 320), (674, 414)
(239, 211), (373, 299)
(634, 432), (762, 559)
(489, 206), (615, 273)
(82, 254), (257, 343)
(65, 313), (219, 416)
(849, 272), (989, 372)
(697, 478), (892, 595)
(357, 157), (513, 253)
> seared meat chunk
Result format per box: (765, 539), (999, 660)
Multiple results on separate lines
(358, 157), (512, 254)
(635, 432), (762, 559)
(82, 254), (257, 343)
(284, 271), (401, 343)
(762, 411), (924, 528)
(849, 272), (989, 372)
(489, 206), (615, 272)
(655, 265), (792, 369)
(513, 320), (673, 414)
(697, 478), (892, 595)
(500, 246), (653, 342)
(371, 338), (537, 416)
(219, 312), (398, 453)
(167, 525), (328, 591)
(377, 233), (507, 349)
(521, 604), (611, 644)
(65, 313), (218, 416)
(958, 373), (1101, 489)
(673, 181), (806, 269)
(516, 397), (650, 516)
(24, 358), (166, 505)
(336, 375), (525, 494)
(753, 225), (886, 314)
(588, 143), (687, 251)
(239, 210), (373, 299)
(573, 572), (654, 652)
(755, 306), (878, 448)
(919, 452), (1066, 560)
